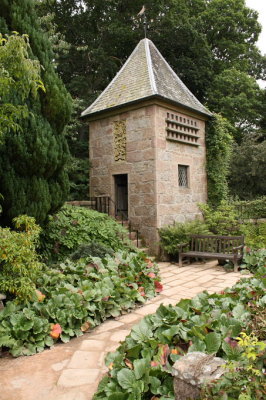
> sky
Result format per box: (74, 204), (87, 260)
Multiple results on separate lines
(245, 0), (266, 55)
(245, 0), (266, 87)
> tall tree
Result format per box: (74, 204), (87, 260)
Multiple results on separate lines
(37, 0), (266, 200)
(0, 0), (72, 225)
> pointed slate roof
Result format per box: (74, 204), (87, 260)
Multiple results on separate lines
(81, 38), (211, 118)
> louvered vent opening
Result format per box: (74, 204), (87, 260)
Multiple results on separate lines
(166, 112), (200, 146)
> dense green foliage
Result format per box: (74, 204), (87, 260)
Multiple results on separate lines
(40, 205), (131, 262)
(235, 196), (266, 219)
(70, 242), (114, 261)
(0, 251), (160, 356)
(229, 134), (266, 200)
(0, 215), (42, 300)
(205, 114), (233, 205)
(159, 201), (266, 258)
(36, 0), (266, 200)
(93, 268), (266, 400)
(0, 33), (45, 138)
(201, 333), (266, 400)
(198, 201), (241, 235)
(0, 0), (72, 225)
(242, 248), (266, 273)
(159, 219), (210, 257)
(206, 69), (263, 143)
(241, 223), (266, 250)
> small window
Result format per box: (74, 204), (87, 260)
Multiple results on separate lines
(178, 165), (189, 187)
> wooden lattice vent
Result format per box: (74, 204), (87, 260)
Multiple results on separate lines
(165, 112), (200, 146)
(113, 120), (126, 161)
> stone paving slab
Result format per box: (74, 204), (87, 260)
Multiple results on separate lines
(0, 260), (247, 400)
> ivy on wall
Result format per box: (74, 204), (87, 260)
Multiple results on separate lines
(205, 113), (233, 206)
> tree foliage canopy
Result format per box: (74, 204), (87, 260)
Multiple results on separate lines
(0, 33), (45, 138)
(0, 0), (72, 225)
(35, 0), (266, 201)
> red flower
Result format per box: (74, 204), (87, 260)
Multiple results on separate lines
(150, 361), (159, 367)
(138, 286), (146, 296)
(50, 323), (62, 339)
(145, 258), (154, 268)
(154, 281), (163, 292)
(224, 337), (238, 348)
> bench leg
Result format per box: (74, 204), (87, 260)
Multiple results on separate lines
(233, 257), (238, 273)
(179, 253), (183, 268)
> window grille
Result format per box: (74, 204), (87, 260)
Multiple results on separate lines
(178, 165), (189, 187)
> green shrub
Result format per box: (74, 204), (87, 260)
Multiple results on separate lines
(0, 251), (161, 356)
(40, 205), (131, 262)
(159, 219), (210, 257)
(240, 222), (266, 250)
(199, 201), (241, 235)
(234, 196), (266, 219)
(94, 270), (266, 400)
(0, 215), (42, 300)
(0, 302), (52, 357)
(241, 248), (266, 273)
(201, 333), (266, 400)
(70, 242), (114, 260)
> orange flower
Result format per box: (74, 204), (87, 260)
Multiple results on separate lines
(35, 289), (45, 302)
(80, 321), (90, 332)
(171, 348), (179, 354)
(50, 323), (62, 339)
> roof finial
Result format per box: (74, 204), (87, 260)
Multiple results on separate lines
(137, 5), (147, 38)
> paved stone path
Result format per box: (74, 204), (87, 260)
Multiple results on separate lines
(0, 261), (245, 400)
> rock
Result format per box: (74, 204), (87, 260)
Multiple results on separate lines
(172, 352), (226, 400)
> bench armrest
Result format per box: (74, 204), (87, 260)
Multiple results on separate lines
(233, 244), (244, 254)
(177, 242), (189, 251)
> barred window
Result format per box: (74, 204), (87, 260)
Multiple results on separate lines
(178, 165), (189, 187)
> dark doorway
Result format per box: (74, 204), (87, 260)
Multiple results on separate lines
(114, 174), (128, 219)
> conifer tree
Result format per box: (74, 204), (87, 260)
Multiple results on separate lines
(0, 0), (72, 225)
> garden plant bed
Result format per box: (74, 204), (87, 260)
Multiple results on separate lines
(0, 260), (246, 400)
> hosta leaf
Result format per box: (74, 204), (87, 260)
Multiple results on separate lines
(190, 326), (205, 340)
(108, 393), (128, 400)
(149, 376), (161, 394)
(133, 358), (149, 379)
(131, 319), (153, 342)
(232, 304), (245, 318)
(232, 304), (250, 321)
(60, 333), (70, 343)
(162, 325), (180, 340)
(188, 337), (206, 353)
(0, 335), (15, 347)
(10, 346), (25, 357)
(20, 319), (34, 331)
(132, 380), (145, 398)
(222, 341), (242, 360)
(126, 344), (142, 358)
(117, 368), (136, 390)
(45, 336), (54, 347)
(205, 332), (221, 354)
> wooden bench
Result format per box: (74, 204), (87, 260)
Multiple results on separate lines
(178, 234), (244, 272)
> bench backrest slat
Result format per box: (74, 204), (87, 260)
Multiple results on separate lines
(189, 234), (244, 254)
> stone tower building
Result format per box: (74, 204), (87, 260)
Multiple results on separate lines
(82, 38), (212, 253)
